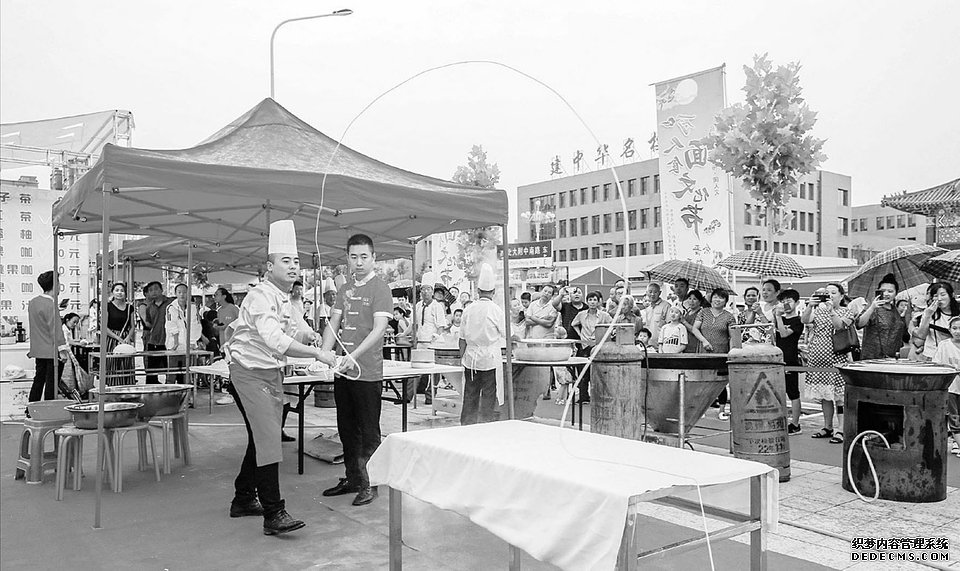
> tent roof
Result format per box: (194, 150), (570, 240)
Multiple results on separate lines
(53, 98), (507, 263)
(882, 177), (960, 216)
(117, 236), (266, 276)
(569, 266), (624, 286)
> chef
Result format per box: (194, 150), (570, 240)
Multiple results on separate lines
(223, 219), (333, 536)
(459, 263), (506, 425)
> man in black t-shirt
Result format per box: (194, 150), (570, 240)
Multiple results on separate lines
(774, 289), (804, 434)
(552, 286), (589, 402)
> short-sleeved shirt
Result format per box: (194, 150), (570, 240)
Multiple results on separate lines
(526, 299), (559, 339)
(933, 339), (960, 394)
(861, 305), (907, 360)
(775, 315), (803, 365)
(641, 299), (671, 344)
(658, 322), (688, 353)
(696, 308), (736, 353)
(571, 309), (612, 346)
(558, 302), (586, 340)
(333, 274), (392, 382)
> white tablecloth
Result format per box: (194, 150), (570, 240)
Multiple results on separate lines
(368, 420), (778, 571)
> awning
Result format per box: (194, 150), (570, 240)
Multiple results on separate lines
(882, 178), (960, 216)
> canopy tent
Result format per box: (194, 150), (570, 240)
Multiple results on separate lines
(570, 266), (624, 287)
(49, 98), (512, 528)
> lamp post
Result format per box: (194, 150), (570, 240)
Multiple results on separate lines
(520, 208), (556, 242)
(270, 8), (353, 99)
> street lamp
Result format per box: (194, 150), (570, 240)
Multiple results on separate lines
(520, 208), (556, 242)
(270, 8), (353, 99)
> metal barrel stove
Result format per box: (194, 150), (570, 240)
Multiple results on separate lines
(727, 345), (791, 482)
(839, 360), (957, 503)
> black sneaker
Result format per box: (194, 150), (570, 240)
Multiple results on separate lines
(230, 498), (264, 518)
(322, 478), (360, 497)
(788, 423), (802, 435)
(263, 510), (305, 536)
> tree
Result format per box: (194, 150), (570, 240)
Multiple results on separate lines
(451, 145), (503, 281)
(704, 54), (827, 248)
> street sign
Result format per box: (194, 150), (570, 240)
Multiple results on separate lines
(498, 240), (552, 269)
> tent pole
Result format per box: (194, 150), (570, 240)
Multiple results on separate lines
(94, 184), (112, 528)
(500, 224), (515, 420)
(185, 243), (194, 407)
(410, 240), (418, 343)
(52, 231), (61, 393)
(312, 255), (319, 331)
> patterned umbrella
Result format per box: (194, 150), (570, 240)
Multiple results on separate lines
(844, 244), (946, 299)
(920, 250), (960, 283)
(646, 260), (733, 293)
(717, 250), (809, 279)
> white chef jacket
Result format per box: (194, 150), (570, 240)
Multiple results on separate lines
(226, 279), (310, 369)
(414, 300), (447, 343)
(460, 298), (506, 371)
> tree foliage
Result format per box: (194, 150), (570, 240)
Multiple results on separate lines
(451, 145), (502, 280)
(452, 145), (501, 188)
(705, 54), (827, 234)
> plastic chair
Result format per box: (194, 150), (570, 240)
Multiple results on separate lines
(152, 411), (191, 474)
(54, 425), (115, 500)
(15, 418), (67, 484)
(109, 422), (160, 493)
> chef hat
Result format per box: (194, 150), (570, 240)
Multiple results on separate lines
(268, 220), (299, 255)
(322, 277), (337, 294)
(421, 272), (436, 288)
(477, 263), (496, 291)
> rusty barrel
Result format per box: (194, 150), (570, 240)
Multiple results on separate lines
(839, 360), (956, 502)
(591, 324), (646, 439)
(727, 345), (790, 482)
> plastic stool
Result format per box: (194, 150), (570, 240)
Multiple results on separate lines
(109, 423), (160, 493)
(15, 418), (67, 484)
(54, 425), (115, 501)
(152, 411), (190, 474)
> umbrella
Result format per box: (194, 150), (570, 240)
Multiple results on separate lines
(844, 244), (946, 299)
(920, 250), (960, 283)
(717, 251), (809, 279)
(646, 260), (733, 294)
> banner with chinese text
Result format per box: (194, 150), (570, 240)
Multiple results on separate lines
(654, 66), (732, 265)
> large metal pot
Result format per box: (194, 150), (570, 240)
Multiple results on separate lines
(90, 384), (192, 420)
(514, 339), (577, 362)
(65, 402), (143, 429)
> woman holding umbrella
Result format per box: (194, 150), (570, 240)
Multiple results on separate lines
(911, 282), (959, 361)
(802, 283), (856, 444)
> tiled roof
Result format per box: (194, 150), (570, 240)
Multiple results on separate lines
(882, 177), (960, 215)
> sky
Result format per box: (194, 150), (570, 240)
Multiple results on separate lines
(2, 0), (958, 240)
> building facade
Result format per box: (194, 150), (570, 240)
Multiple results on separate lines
(517, 158), (855, 272)
(0, 176), (92, 334)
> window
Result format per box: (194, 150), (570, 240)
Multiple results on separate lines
(580, 247), (589, 260)
(745, 204), (752, 225)
(860, 218), (867, 231)
(615, 182), (622, 199)
(591, 186), (599, 203)
(799, 213), (807, 231)
(570, 190), (577, 206)
(615, 212), (624, 231)
(886, 215), (894, 229)
(808, 183), (815, 198)
(569, 249), (578, 261)
(799, 184), (806, 200)
(629, 243), (637, 256)
(615, 244), (624, 257)
(528, 195), (557, 240)
(20, 247), (32, 258)
(755, 239), (762, 251)
(591, 215), (600, 234)
(627, 179), (636, 197)
(592, 246), (601, 259)
(558, 250), (567, 262)
(897, 215), (905, 228)
(558, 220), (566, 238)
(21, 283), (33, 293)
(808, 213), (814, 231)
(876, 216), (884, 230)
(580, 188), (587, 204)
(839, 217), (848, 236)
(838, 247), (849, 258)
(640, 242), (649, 255)
(791, 210), (798, 230)
(602, 213), (612, 233)
(791, 243), (798, 254)
(653, 175), (660, 193)
(628, 210), (637, 230)
(570, 219), (578, 237)
(745, 243), (752, 250)
(773, 242), (780, 253)
(581, 217), (589, 235)
(558, 193), (566, 208)
(838, 188), (849, 207)
(639, 208), (649, 229)
(603, 183), (611, 201)
(907, 215), (916, 227)
(640, 177), (649, 195)
(654, 241), (663, 254)
(653, 206), (661, 227)
(20, 229), (32, 240)
(800, 244), (806, 255)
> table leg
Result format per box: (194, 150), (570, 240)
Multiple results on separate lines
(298, 384), (305, 475)
(750, 475), (767, 571)
(402, 379), (408, 432)
(508, 545), (521, 571)
(431, 374), (437, 416)
(615, 512), (639, 570)
(578, 398), (584, 431)
(389, 486), (402, 571)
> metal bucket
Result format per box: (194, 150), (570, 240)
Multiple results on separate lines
(313, 385), (336, 408)
(727, 346), (790, 482)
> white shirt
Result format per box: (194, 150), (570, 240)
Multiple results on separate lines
(226, 280), (308, 369)
(460, 298), (506, 371)
(641, 298), (670, 343)
(933, 339), (960, 394)
(414, 300), (447, 343)
(165, 301), (201, 352)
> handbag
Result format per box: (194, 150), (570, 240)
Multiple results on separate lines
(68, 350), (95, 397)
(831, 325), (860, 356)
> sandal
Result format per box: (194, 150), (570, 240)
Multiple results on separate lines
(829, 432), (844, 444)
(811, 427), (834, 439)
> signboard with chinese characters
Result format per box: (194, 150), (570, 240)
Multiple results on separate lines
(654, 66), (732, 265)
(497, 241), (553, 269)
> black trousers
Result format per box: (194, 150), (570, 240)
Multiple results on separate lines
(228, 383), (284, 518)
(460, 368), (499, 425)
(29, 359), (64, 402)
(335, 378), (382, 488)
(144, 343), (166, 384)
(168, 354), (186, 384)
(573, 346), (592, 402)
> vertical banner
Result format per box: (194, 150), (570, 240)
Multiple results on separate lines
(654, 65), (731, 265)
